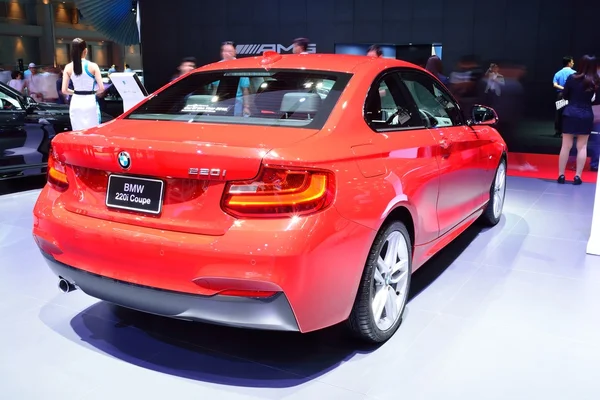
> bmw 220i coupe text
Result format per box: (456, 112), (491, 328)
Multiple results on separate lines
(33, 53), (507, 343)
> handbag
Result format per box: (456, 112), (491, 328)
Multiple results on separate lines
(556, 98), (568, 110)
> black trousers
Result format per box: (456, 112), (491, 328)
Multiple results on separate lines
(554, 92), (564, 135)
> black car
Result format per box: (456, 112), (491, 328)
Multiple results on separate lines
(0, 81), (113, 179)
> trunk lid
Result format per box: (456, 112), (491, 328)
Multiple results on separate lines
(52, 120), (318, 235)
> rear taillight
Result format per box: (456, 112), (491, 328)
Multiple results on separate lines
(222, 166), (335, 218)
(47, 146), (69, 191)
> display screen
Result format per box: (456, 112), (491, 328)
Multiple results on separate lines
(335, 44), (397, 58)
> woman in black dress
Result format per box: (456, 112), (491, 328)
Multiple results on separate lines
(559, 55), (600, 184)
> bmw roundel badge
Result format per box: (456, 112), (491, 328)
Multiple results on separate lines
(117, 151), (131, 169)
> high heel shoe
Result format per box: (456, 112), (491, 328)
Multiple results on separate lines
(557, 175), (565, 184)
(573, 176), (582, 185)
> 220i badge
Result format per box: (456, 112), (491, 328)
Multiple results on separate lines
(105, 174), (164, 214)
(188, 167), (227, 179)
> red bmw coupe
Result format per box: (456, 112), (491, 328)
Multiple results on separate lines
(32, 53), (506, 343)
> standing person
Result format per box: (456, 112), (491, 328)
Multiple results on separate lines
(61, 38), (105, 131)
(292, 38), (310, 54)
(24, 63), (43, 102)
(425, 55), (450, 86)
(367, 45), (383, 57)
(7, 71), (25, 93)
(219, 41), (250, 116)
(557, 55), (600, 184)
(449, 55), (483, 119)
(23, 62), (34, 80)
(170, 57), (196, 81)
(484, 63), (505, 97)
(553, 56), (576, 137)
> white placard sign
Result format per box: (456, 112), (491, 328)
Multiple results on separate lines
(588, 115), (600, 256)
(109, 72), (148, 113)
(587, 168), (600, 256)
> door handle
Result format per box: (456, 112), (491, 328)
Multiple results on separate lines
(439, 139), (453, 158)
(439, 139), (452, 150)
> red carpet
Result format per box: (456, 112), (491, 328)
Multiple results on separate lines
(507, 152), (598, 183)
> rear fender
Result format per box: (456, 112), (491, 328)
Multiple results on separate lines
(379, 201), (417, 246)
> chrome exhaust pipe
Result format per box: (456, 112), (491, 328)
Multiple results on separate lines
(58, 278), (77, 293)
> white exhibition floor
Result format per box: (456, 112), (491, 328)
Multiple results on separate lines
(1, 176), (599, 399)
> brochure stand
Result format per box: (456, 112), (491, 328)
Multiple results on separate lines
(587, 170), (600, 256)
(109, 72), (149, 113)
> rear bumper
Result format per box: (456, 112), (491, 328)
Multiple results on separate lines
(42, 251), (300, 331)
(33, 186), (376, 332)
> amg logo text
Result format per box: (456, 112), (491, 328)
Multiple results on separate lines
(236, 44), (317, 55)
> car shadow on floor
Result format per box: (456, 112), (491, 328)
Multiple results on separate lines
(409, 222), (487, 301)
(45, 220), (489, 388)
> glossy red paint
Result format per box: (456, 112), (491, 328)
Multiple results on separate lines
(33, 54), (506, 333)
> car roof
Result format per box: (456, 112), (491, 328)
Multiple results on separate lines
(198, 54), (419, 74)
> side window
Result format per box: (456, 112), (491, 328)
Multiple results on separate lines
(364, 73), (423, 131)
(0, 90), (22, 110)
(400, 72), (463, 127)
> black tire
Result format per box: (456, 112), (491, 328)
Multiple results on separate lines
(480, 157), (507, 226)
(348, 220), (412, 343)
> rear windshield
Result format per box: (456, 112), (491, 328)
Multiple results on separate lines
(126, 69), (352, 129)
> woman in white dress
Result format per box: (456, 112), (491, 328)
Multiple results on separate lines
(61, 38), (104, 131)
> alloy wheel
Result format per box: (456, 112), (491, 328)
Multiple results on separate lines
(371, 230), (410, 331)
(493, 161), (506, 219)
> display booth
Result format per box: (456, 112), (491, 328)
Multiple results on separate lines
(109, 72), (148, 113)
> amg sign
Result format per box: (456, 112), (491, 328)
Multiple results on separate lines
(236, 43), (317, 56)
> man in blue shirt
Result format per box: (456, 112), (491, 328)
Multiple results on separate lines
(553, 56), (576, 137)
(219, 41), (250, 116)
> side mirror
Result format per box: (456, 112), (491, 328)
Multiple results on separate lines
(469, 104), (498, 126)
(25, 100), (37, 113)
